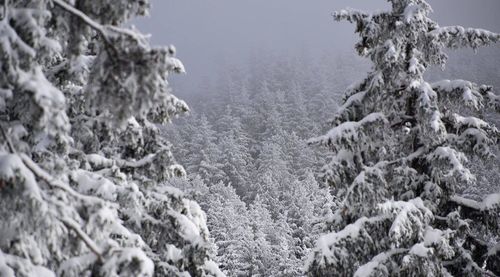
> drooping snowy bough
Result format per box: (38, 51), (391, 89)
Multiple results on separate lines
(306, 0), (499, 276)
(0, 1), (223, 276)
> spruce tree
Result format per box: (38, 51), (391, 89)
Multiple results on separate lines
(306, 0), (499, 276)
(0, 1), (222, 276)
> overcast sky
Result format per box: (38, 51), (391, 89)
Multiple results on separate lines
(134, 0), (500, 94)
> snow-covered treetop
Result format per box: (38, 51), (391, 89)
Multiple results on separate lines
(307, 0), (500, 275)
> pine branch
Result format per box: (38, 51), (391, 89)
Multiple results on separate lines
(333, 9), (370, 23)
(354, 248), (408, 276)
(429, 26), (500, 49)
(1, 125), (105, 264)
(86, 150), (167, 170)
(20, 153), (105, 205)
(450, 194), (500, 212)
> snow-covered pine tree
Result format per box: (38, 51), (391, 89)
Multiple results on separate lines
(200, 182), (254, 276)
(0, 1), (222, 276)
(215, 107), (254, 198)
(306, 0), (500, 276)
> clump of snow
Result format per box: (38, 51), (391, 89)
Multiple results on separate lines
(354, 249), (407, 277)
(203, 260), (225, 277)
(409, 243), (432, 257)
(0, 154), (40, 198)
(70, 169), (117, 201)
(379, 198), (433, 246)
(165, 245), (183, 263)
(451, 193), (500, 211)
(312, 215), (386, 266)
(100, 248), (154, 277)
(308, 112), (387, 148)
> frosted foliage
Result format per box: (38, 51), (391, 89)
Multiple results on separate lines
(307, 0), (499, 276)
(0, 1), (222, 277)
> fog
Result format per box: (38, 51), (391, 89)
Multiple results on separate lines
(135, 0), (500, 96)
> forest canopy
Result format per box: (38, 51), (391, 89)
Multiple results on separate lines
(0, 0), (499, 276)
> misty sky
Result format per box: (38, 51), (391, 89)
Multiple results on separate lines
(135, 0), (500, 94)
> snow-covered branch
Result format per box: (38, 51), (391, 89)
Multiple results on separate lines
(86, 150), (169, 170)
(59, 217), (104, 262)
(450, 193), (500, 212)
(354, 248), (408, 277)
(429, 26), (500, 49)
(333, 9), (370, 23)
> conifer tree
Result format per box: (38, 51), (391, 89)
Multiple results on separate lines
(201, 182), (254, 276)
(0, 1), (222, 276)
(306, 0), (500, 276)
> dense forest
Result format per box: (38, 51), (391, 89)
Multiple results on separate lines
(0, 0), (499, 276)
(166, 48), (500, 276)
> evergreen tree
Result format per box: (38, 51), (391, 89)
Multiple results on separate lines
(217, 107), (254, 197)
(0, 1), (222, 276)
(307, 0), (499, 276)
(181, 114), (225, 184)
(201, 182), (254, 277)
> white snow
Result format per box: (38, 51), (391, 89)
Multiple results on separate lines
(100, 248), (154, 277)
(0, 154), (40, 198)
(165, 244), (183, 263)
(354, 249), (407, 277)
(409, 243), (432, 257)
(423, 227), (444, 246)
(203, 260), (226, 277)
(428, 147), (472, 182)
(336, 90), (367, 118)
(451, 114), (489, 130)
(379, 198), (433, 246)
(168, 209), (202, 242)
(314, 215), (387, 265)
(71, 169), (117, 201)
(451, 193), (500, 211)
(308, 112), (387, 147)
(403, 4), (420, 23)
(482, 193), (500, 210)
(430, 111), (443, 133)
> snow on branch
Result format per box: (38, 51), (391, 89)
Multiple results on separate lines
(429, 26), (500, 49)
(310, 215), (389, 267)
(86, 151), (162, 169)
(308, 112), (387, 151)
(333, 8), (371, 23)
(379, 198), (433, 247)
(450, 193), (500, 212)
(354, 248), (408, 277)
(20, 153), (105, 205)
(431, 79), (492, 110)
(0, 249), (55, 277)
(427, 146), (474, 184)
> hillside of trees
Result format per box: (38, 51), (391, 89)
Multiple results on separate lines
(165, 46), (500, 276)
(0, 0), (499, 276)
